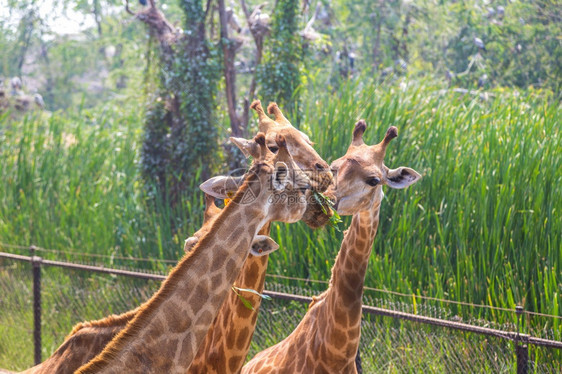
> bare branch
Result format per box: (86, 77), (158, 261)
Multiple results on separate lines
(239, 0), (267, 128)
(239, 0), (251, 19)
(124, 0), (178, 58)
(125, 0), (135, 15)
(204, 0), (213, 19)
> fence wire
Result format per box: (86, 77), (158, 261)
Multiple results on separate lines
(0, 255), (561, 373)
(254, 283), (562, 374)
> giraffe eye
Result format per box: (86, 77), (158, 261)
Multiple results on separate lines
(268, 146), (279, 153)
(366, 177), (380, 187)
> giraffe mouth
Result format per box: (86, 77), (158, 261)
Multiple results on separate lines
(304, 169), (334, 193)
(295, 164), (334, 228)
(332, 199), (339, 211)
(299, 190), (336, 229)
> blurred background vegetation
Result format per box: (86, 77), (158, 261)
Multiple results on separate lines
(0, 0), (560, 366)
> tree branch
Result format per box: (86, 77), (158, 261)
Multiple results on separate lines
(125, 0), (135, 16)
(218, 0), (243, 137)
(240, 0), (267, 128)
(125, 0), (177, 51)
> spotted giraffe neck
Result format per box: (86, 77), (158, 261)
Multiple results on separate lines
(241, 190), (382, 374)
(318, 196), (381, 362)
(188, 223), (271, 374)
(76, 190), (268, 374)
(25, 224), (270, 374)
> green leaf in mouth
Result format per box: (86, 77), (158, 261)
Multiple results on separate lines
(313, 191), (343, 230)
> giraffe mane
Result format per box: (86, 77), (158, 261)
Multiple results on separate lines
(77, 171), (261, 373)
(307, 290), (328, 310)
(68, 308), (139, 337)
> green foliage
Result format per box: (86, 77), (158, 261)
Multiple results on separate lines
(0, 0), (150, 111)
(141, 0), (220, 205)
(0, 20), (14, 75)
(439, 0), (562, 92)
(258, 0), (303, 122)
(305, 0), (561, 94)
(141, 96), (171, 195)
(0, 106), (206, 263)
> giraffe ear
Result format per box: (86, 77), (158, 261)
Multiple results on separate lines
(200, 175), (244, 199)
(385, 166), (421, 189)
(183, 236), (199, 253)
(230, 136), (260, 159)
(249, 235), (280, 257)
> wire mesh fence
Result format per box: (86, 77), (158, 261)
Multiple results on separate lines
(254, 284), (562, 374)
(0, 250), (561, 373)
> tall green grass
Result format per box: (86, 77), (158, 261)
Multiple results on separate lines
(268, 78), (561, 324)
(0, 106), (205, 270)
(0, 78), (559, 326)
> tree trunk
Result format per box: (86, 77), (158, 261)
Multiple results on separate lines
(239, 0), (265, 128)
(218, 0), (246, 171)
(135, 3), (177, 60)
(218, 0), (242, 137)
(39, 41), (55, 108)
(400, 13), (411, 60)
(93, 0), (103, 37)
(16, 13), (35, 76)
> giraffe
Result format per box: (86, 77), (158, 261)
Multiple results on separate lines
(75, 132), (317, 374)
(19, 196), (277, 374)
(187, 100), (334, 374)
(242, 120), (421, 373)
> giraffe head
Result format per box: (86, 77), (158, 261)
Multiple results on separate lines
(201, 132), (311, 224)
(327, 120), (421, 215)
(229, 100), (334, 228)
(250, 100), (333, 192)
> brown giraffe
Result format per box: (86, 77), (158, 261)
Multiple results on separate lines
(75, 132), (316, 374)
(187, 100), (333, 374)
(242, 120), (421, 373)
(19, 196), (277, 374)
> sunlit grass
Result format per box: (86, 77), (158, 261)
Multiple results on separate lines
(0, 107), (205, 266)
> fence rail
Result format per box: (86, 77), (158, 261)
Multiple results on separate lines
(1, 249), (561, 373)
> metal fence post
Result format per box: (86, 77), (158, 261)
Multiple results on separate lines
(30, 245), (42, 365)
(515, 305), (528, 374)
(516, 344), (529, 374)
